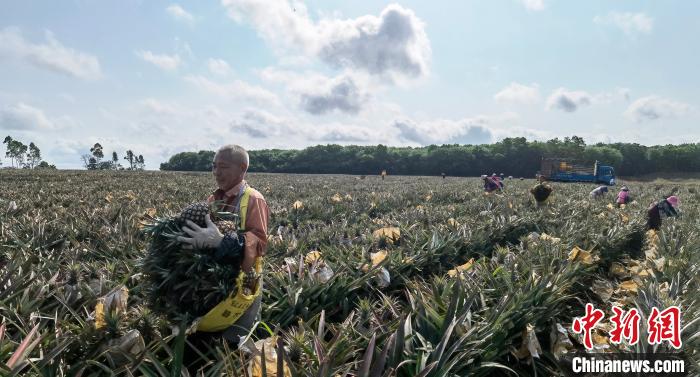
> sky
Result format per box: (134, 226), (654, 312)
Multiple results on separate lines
(0, 0), (698, 169)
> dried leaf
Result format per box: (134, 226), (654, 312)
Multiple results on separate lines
(246, 337), (292, 377)
(568, 246), (597, 265)
(447, 258), (475, 277)
(372, 227), (400, 243)
(617, 280), (639, 293)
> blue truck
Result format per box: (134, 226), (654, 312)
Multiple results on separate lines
(539, 158), (616, 185)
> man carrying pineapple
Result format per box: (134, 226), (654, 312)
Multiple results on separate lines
(178, 144), (270, 344)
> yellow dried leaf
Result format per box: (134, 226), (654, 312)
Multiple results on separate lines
(568, 246), (596, 265)
(330, 194), (342, 203)
(344, 194), (352, 201)
(610, 263), (627, 277)
(618, 280), (639, 293)
(607, 203), (614, 210)
(447, 218), (460, 227)
(292, 200), (303, 210)
(372, 227), (400, 243)
(94, 300), (105, 329)
(124, 190), (136, 201)
(447, 258), (474, 277)
(305, 250), (321, 264)
(592, 332), (610, 347)
(370, 250), (388, 266)
(105, 193), (113, 203)
(539, 233), (561, 244)
(247, 337), (292, 377)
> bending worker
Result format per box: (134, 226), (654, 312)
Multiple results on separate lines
(530, 177), (553, 208)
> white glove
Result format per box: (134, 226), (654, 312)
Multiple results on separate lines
(178, 214), (224, 249)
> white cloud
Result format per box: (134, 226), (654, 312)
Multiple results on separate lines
(299, 75), (367, 115)
(135, 50), (181, 71)
(317, 5), (431, 80)
(184, 75), (280, 105)
(0, 102), (56, 130)
(594, 12), (653, 36)
(624, 96), (690, 122)
(166, 4), (195, 25)
(592, 87), (631, 104)
(207, 58), (232, 76)
(221, 1), (431, 81)
(546, 88), (592, 112)
(230, 109), (290, 138)
(311, 123), (375, 142)
(494, 82), (540, 104)
(392, 116), (498, 145)
(0, 27), (102, 80)
(519, 0), (545, 11)
(228, 108), (376, 142)
(259, 67), (374, 115)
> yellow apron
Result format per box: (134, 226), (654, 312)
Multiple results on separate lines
(196, 187), (263, 332)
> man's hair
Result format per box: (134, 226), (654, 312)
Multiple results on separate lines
(217, 145), (249, 167)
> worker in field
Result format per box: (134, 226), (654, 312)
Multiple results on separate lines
(646, 195), (680, 230)
(616, 186), (631, 208)
(381, 169), (387, 180)
(590, 185), (608, 199)
(483, 175), (501, 193)
(441, 172), (446, 180)
(179, 145), (270, 364)
(491, 173), (504, 189)
(530, 177), (553, 208)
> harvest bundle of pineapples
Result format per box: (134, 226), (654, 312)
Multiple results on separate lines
(140, 201), (245, 322)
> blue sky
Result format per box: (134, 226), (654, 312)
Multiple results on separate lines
(0, 0), (697, 169)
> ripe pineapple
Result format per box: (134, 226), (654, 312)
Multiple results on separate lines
(215, 220), (238, 234)
(179, 201), (210, 227)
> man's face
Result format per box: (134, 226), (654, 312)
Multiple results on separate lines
(212, 152), (245, 191)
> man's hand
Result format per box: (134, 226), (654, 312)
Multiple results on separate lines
(177, 214), (224, 249)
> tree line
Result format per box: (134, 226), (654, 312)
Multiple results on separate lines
(156, 136), (697, 177)
(81, 143), (145, 170)
(2, 136), (55, 169)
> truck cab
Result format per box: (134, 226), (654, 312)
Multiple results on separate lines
(595, 163), (616, 186)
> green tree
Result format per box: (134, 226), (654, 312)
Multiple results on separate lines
(36, 161), (56, 169)
(28, 142), (41, 168)
(111, 151), (119, 170)
(124, 150), (135, 170)
(90, 143), (104, 163)
(3, 136), (27, 168)
(136, 154), (145, 170)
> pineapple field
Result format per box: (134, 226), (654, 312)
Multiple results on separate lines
(1, 169), (699, 376)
